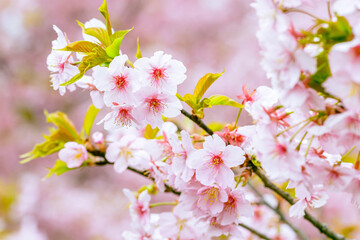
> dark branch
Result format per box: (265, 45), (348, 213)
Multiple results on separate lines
(247, 182), (309, 240)
(238, 223), (271, 240)
(92, 151), (180, 196)
(249, 161), (346, 240)
(180, 109), (213, 135)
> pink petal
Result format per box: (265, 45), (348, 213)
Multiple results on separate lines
(222, 145), (245, 167)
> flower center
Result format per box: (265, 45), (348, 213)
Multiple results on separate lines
(58, 62), (66, 73)
(151, 67), (166, 85)
(113, 75), (128, 91)
(211, 155), (223, 166)
(115, 107), (132, 126)
(146, 97), (165, 114)
(351, 44), (360, 58)
(204, 188), (219, 205)
(223, 196), (236, 212)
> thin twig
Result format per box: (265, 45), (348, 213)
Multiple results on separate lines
(249, 161), (346, 240)
(247, 182), (309, 240)
(238, 223), (271, 240)
(91, 112), (347, 240)
(91, 151), (180, 195)
(180, 109), (213, 135)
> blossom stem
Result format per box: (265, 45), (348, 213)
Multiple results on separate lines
(180, 109), (213, 135)
(238, 223), (271, 240)
(276, 117), (312, 137)
(304, 135), (314, 158)
(249, 161), (346, 240)
(234, 108), (243, 128)
(90, 150), (180, 195)
(283, 8), (320, 20)
(341, 146), (356, 161)
(149, 202), (177, 208)
(126, 59), (135, 68)
(289, 120), (311, 142)
(247, 182), (309, 240)
(296, 131), (308, 151)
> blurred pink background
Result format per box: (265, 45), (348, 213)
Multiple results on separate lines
(1, 0), (359, 239)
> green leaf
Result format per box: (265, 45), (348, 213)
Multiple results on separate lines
(20, 111), (79, 163)
(136, 37), (142, 59)
(61, 48), (109, 86)
(207, 95), (244, 108)
(144, 124), (159, 139)
(322, 15), (353, 44)
(60, 41), (103, 53)
(82, 104), (100, 136)
(193, 71), (224, 102)
(60, 71), (85, 86)
(44, 160), (72, 179)
(83, 26), (111, 46)
(308, 50), (331, 94)
(110, 28), (133, 42)
(99, 0), (112, 37)
(182, 94), (199, 111)
(207, 122), (225, 132)
(106, 38), (123, 58)
(20, 141), (65, 164)
(44, 111), (79, 141)
(106, 28), (133, 58)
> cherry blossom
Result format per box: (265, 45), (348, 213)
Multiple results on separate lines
(105, 135), (149, 173)
(93, 54), (138, 106)
(289, 186), (328, 218)
(196, 184), (228, 215)
(134, 51), (186, 95)
(217, 188), (253, 225)
(134, 87), (183, 128)
(58, 142), (88, 168)
(187, 134), (245, 188)
(98, 103), (138, 130)
(123, 189), (151, 226)
(46, 25), (78, 96)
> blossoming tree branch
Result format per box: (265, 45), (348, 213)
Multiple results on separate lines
(22, 0), (360, 239)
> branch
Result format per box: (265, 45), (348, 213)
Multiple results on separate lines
(91, 151), (180, 196)
(180, 109), (213, 135)
(92, 111), (346, 240)
(179, 112), (347, 240)
(249, 161), (346, 240)
(238, 223), (271, 240)
(247, 182), (309, 240)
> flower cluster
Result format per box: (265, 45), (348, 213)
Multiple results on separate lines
(47, 19), (185, 130)
(24, 0), (360, 239)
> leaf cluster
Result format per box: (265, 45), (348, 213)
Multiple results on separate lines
(177, 71), (243, 119)
(59, 0), (132, 86)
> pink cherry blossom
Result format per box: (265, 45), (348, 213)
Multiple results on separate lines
(345, 173), (360, 207)
(58, 142), (88, 168)
(217, 188), (253, 225)
(168, 130), (195, 186)
(93, 54), (138, 106)
(98, 103), (138, 130)
(134, 51), (186, 95)
(46, 25), (78, 96)
(196, 184), (228, 215)
(123, 189), (151, 226)
(105, 135), (149, 173)
(324, 71), (360, 112)
(76, 75), (104, 109)
(92, 131), (104, 145)
(134, 87), (182, 128)
(187, 134), (245, 188)
(289, 186), (328, 218)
